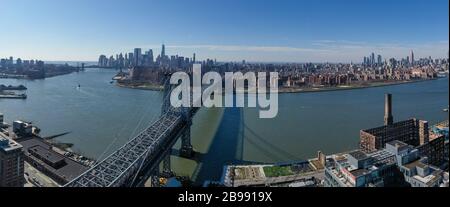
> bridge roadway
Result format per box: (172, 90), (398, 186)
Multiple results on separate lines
(64, 107), (197, 187)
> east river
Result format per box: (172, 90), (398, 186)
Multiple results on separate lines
(0, 68), (448, 184)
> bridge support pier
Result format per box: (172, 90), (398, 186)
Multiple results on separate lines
(180, 127), (194, 158)
(150, 170), (160, 187)
(162, 154), (174, 177)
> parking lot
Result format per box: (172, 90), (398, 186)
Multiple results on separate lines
(24, 162), (60, 187)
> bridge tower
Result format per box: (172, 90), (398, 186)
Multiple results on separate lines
(150, 169), (160, 187)
(162, 154), (173, 176)
(179, 71), (195, 158)
(161, 73), (173, 115)
(160, 73), (176, 181)
(147, 72), (195, 188)
(180, 126), (194, 158)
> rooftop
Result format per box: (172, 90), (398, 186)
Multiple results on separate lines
(327, 149), (398, 186)
(28, 145), (65, 166)
(403, 159), (427, 170)
(412, 169), (442, 186)
(369, 149), (396, 167)
(387, 140), (409, 149)
(349, 150), (368, 161)
(334, 154), (347, 162)
(350, 169), (370, 177)
(17, 137), (88, 183)
(0, 132), (23, 153)
(361, 119), (418, 135)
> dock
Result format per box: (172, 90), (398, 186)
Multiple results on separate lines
(0, 94), (27, 99)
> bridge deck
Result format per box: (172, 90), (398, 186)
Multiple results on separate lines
(65, 112), (182, 187)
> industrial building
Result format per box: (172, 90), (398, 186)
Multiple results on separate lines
(17, 137), (88, 185)
(360, 118), (427, 153)
(360, 94), (446, 167)
(12, 120), (34, 137)
(0, 132), (24, 187)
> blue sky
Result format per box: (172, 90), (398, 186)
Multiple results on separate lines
(0, 0), (448, 62)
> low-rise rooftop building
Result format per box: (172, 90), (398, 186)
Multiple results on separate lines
(324, 149), (398, 187)
(401, 158), (442, 187)
(385, 140), (443, 187)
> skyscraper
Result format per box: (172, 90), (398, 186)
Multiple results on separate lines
(134, 48), (142, 66)
(98, 55), (108, 67)
(159, 44), (167, 66)
(148, 49), (154, 64)
(411, 50), (415, 66)
(371, 53), (375, 66)
(118, 53), (124, 68)
(377, 55), (382, 66)
(161, 44), (166, 58)
(128, 53), (134, 67)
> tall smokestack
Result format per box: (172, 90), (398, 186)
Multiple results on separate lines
(384, 94), (393, 126)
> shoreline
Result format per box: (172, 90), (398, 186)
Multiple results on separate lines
(116, 82), (164, 91)
(0, 70), (78, 80)
(115, 78), (443, 94)
(275, 78), (440, 94)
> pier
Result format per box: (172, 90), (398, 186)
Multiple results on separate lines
(0, 94), (27, 99)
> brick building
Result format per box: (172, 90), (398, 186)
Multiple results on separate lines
(360, 94), (446, 167)
(0, 133), (24, 187)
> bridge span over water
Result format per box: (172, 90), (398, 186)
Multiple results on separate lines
(65, 70), (204, 187)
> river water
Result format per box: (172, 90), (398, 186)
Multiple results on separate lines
(0, 68), (448, 184)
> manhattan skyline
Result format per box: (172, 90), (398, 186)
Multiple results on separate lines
(0, 0), (448, 62)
